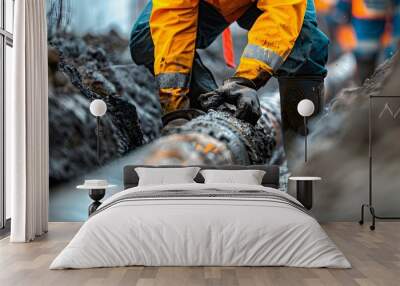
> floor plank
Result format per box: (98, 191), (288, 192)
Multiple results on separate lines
(0, 222), (399, 286)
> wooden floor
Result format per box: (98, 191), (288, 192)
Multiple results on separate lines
(0, 222), (399, 286)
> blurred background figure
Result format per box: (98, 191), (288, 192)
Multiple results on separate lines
(314, 0), (357, 61)
(332, 0), (400, 84)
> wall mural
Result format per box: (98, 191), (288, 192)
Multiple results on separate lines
(48, 0), (400, 222)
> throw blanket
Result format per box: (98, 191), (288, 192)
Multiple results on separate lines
(93, 188), (308, 217)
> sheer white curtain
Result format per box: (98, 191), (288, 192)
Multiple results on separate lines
(7, 0), (49, 242)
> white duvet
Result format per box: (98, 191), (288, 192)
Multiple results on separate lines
(50, 183), (350, 269)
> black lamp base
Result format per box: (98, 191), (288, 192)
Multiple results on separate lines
(88, 189), (105, 216)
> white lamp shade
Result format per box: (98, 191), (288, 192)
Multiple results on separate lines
(297, 99), (315, 117)
(90, 99), (107, 117)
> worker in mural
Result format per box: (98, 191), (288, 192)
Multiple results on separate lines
(314, 0), (355, 60)
(333, 0), (400, 84)
(129, 0), (329, 160)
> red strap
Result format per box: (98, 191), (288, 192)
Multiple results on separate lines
(222, 28), (236, 68)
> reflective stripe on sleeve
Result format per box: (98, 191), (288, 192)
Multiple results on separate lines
(156, 73), (190, 89)
(241, 44), (284, 72)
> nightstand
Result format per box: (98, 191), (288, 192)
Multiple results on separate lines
(289, 177), (321, 210)
(77, 180), (116, 216)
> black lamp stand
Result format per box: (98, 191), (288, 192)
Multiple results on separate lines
(95, 116), (103, 165)
(304, 116), (308, 162)
(359, 95), (400, 230)
(88, 189), (105, 216)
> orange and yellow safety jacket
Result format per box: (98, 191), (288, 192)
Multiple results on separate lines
(150, 0), (307, 110)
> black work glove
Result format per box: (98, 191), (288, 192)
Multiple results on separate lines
(199, 77), (262, 125)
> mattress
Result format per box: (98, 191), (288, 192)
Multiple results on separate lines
(50, 183), (351, 269)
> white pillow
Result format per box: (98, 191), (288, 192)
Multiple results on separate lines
(135, 167), (200, 186)
(200, 169), (266, 185)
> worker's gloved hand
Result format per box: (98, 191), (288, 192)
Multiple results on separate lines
(199, 77), (261, 125)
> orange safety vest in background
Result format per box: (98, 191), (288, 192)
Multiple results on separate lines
(315, 0), (337, 13)
(352, 0), (388, 19)
(150, 0), (307, 105)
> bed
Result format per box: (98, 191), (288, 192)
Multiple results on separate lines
(50, 165), (350, 269)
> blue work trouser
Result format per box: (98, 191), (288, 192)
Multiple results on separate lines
(129, 0), (329, 99)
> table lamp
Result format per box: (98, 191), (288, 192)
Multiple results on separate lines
(297, 99), (315, 162)
(89, 99), (107, 164)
